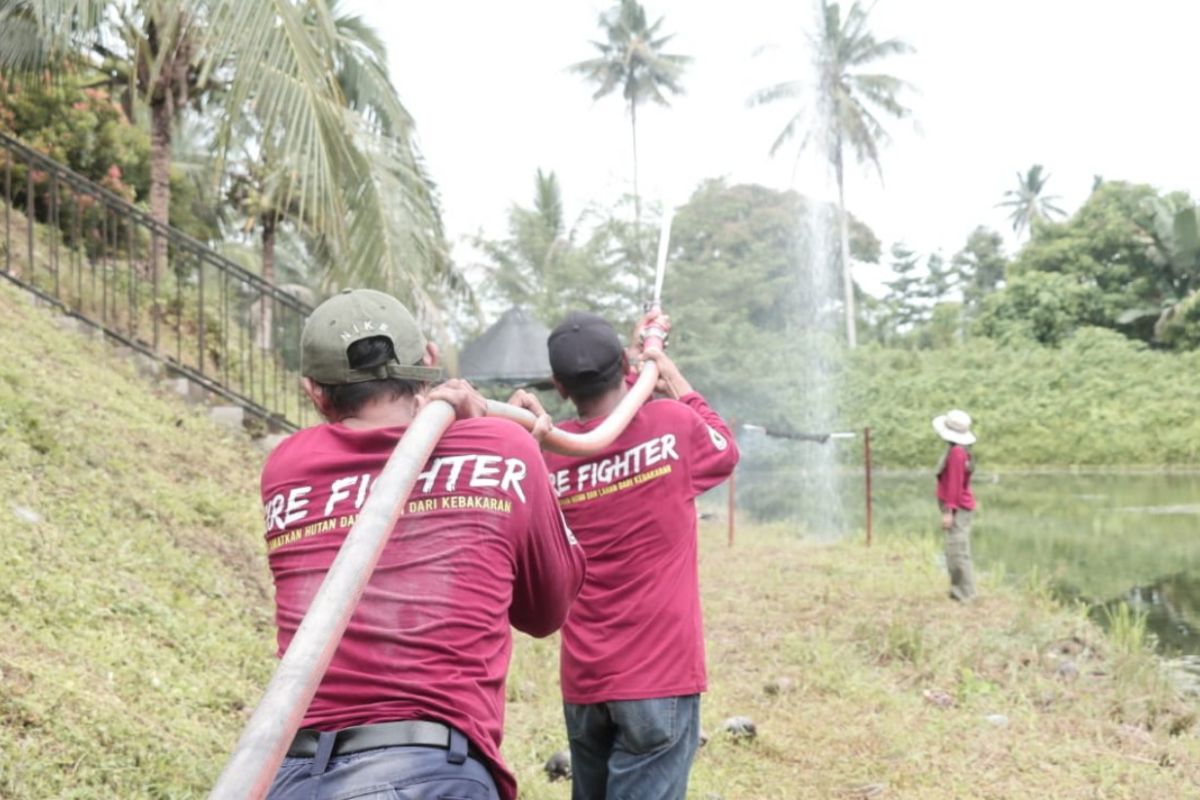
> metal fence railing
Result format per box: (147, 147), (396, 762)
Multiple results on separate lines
(0, 130), (314, 431)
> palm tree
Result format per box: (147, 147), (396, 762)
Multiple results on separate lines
(750, 0), (913, 348)
(1138, 197), (1200, 342)
(997, 165), (1066, 239)
(221, 0), (446, 345)
(571, 0), (689, 268)
(0, 0), (451, 321)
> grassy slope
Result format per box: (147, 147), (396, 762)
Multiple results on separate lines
(1, 280), (1197, 798)
(0, 280), (274, 797)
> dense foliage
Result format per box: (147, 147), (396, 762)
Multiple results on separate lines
(0, 75), (220, 242)
(0, 77), (146, 200)
(842, 327), (1200, 467)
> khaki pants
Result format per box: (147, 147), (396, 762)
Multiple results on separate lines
(944, 509), (975, 601)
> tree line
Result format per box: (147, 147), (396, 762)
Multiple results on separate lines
(2, 0), (1197, 361)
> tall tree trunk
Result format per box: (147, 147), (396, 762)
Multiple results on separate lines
(149, 92), (172, 279)
(835, 147), (857, 348)
(255, 212), (277, 350)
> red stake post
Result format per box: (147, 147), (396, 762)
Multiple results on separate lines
(864, 426), (873, 547)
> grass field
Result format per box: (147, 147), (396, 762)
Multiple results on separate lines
(506, 525), (1200, 799)
(1, 280), (1197, 798)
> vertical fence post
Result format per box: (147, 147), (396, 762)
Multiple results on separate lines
(864, 426), (873, 547)
(3, 150), (10, 275)
(26, 154), (34, 281)
(197, 253), (206, 376)
(151, 228), (160, 351)
(49, 172), (59, 297)
(3, 149), (9, 275)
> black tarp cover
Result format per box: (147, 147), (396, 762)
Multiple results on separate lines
(457, 307), (553, 387)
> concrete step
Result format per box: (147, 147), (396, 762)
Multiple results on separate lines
(209, 405), (245, 432)
(166, 376), (211, 404)
(117, 348), (165, 380)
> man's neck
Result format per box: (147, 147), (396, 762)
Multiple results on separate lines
(337, 395), (421, 429)
(574, 383), (628, 423)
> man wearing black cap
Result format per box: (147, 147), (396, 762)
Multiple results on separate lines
(261, 289), (586, 800)
(512, 310), (739, 799)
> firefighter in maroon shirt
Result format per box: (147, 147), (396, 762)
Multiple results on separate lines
(261, 289), (586, 800)
(933, 408), (977, 601)
(512, 310), (739, 800)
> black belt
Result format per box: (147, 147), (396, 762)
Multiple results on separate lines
(287, 720), (479, 761)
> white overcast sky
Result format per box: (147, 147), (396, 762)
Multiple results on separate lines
(347, 0), (1200, 297)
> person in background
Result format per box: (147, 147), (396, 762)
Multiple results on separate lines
(933, 408), (977, 601)
(261, 289), (586, 800)
(511, 310), (739, 800)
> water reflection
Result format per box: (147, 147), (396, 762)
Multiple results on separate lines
(1094, 573), (1200, 655)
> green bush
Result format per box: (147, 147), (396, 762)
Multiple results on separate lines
(842, 327), (1200, 468)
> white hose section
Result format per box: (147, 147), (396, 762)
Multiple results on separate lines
(485, 360), (659, 456)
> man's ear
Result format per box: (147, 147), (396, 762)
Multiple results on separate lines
(301, 377), (335, 421)
(422, 341), (439, 368)
(552, 377), (569, 400)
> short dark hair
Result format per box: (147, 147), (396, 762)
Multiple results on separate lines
(562, 365), (625, 402)
(318, 336), (424, 419)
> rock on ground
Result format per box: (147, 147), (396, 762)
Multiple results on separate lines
(721, 716), (757, 740)
(544, 750), (571, 782)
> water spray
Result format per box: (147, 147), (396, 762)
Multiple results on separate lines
(737, 424), (874, 548)
(210, 211), (679, 798)
(484, 206), (675, 454)
(742, 423), (855, 444)
(644, 203), (674, 348)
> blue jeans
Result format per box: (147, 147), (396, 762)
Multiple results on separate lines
(564, 694), (701, 800)
(267, 730), (499, 800)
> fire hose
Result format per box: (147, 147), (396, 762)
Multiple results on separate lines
(208, 209), (675, 799)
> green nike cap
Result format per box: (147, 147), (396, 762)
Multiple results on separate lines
(301, 289), (442, 385)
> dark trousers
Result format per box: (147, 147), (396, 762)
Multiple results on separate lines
(267, 728), (499, 800)
(564, 694), (701, 800)
(946, 509), (976, 600)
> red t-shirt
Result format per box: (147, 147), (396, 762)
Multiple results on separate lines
(544, 392), (739, 704)
(261, 418), (586, 800)
(936, 444), (976, 511)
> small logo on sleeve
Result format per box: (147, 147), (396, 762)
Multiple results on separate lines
(707, 426), (728, 451)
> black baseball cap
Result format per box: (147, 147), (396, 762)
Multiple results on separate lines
(548, 311), (625, 391)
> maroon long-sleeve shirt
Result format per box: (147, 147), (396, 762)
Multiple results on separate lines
(261, 418), (586, 800)
(936, 444), (976, 511)
(544, 391), (739, 704)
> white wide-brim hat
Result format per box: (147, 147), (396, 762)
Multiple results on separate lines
(932, 409), (976, 445)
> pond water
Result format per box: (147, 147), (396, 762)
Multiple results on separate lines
(728, 467), (1200, 661)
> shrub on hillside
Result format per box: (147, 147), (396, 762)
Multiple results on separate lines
(0, 76), (148, 200)
(842, 327), (1200, 468)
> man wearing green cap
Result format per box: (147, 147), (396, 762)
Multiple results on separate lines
(261, 289), (586, 800)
